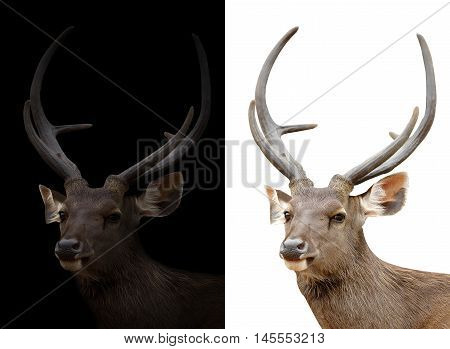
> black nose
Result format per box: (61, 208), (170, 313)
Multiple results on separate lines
(55, 239), (83, 260)
(280, 238), (308, 260)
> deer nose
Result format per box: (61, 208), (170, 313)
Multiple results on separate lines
(280, 238), (308, 260)
(55, 239), (83, 260)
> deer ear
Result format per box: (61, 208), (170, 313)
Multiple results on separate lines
(136, 172), (184, 217)
(359, 172), (408, 217)
(265, 186), (292, 224)
(38, 185), (66, 224)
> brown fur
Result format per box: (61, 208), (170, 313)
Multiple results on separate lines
(76, 235), (224, 329)
(40, 174), (224, 328)
(297, 233), (450, 328)
(267, 173), (450, 328)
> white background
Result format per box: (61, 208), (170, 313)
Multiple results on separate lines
(226, 0), (450, 331)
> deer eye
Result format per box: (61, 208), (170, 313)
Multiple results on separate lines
(107, 213), (122, 223)
(58, 211), (67, 221)
(331, 213), (346, 223)
(283, 211), (291, 221)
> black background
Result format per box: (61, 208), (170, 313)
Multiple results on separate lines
(0, 1), (224, 328)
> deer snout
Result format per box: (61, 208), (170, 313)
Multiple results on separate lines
(280, 238), (309, 260)
(55, 239), (83, 261)
(280, 238), (318, 272)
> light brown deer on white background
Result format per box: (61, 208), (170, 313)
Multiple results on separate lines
(249, 27), (449, 328)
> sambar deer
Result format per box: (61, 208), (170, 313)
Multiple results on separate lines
(24, 28), (224, 328)
(249, 27), (449, 328)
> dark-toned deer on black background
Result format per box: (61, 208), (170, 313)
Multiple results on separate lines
(249, 27), (449, 328)
(24, 27), (224, 329)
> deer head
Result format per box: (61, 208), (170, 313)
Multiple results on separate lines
(25, 28), (210, 273)
(249, 27), (436, 277)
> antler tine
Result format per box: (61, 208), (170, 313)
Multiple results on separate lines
(389, 132), (399, 139)
(26, 27), (92, 180)
(117, 106), (194, 183)
(138, 137), (195, 180)
(249, 101), (300, 178)
(254, 27), (317, 184)
(345, 34), (436, 185)
(117, 33), (211, 184)
(184, 34), (211, 141)
(24, 101), (77, 178)
(344, 107), (419, 184)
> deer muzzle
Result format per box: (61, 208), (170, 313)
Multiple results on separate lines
(55, 239), (93, 272)
(280, 238), (318, 271)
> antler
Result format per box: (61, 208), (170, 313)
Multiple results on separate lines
(342, 34), (436, 186)
(249, 28), (436, 193)
(24, 27), (92, 180)
(25, 28), (211, 189)
(249, 27), (317, 188)
(117, 33), (211, 184)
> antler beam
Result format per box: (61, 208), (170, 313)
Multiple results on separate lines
(117, 34), (211, 184)
(343, 34), (436, 185)
(24, 27), (92, 180)
(250, 27), (317, 186)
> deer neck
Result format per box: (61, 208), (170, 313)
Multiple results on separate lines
(296, 229), (409, 328)
(75, 237), (190, 327)
(78, 243), (155, 289)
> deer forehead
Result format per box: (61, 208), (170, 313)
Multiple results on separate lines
(290, 188), (346, 212)
(64, 188), (123, 211)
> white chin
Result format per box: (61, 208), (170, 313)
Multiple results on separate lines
(284, 259), (308, 272)
(59, 259), (83, 272)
